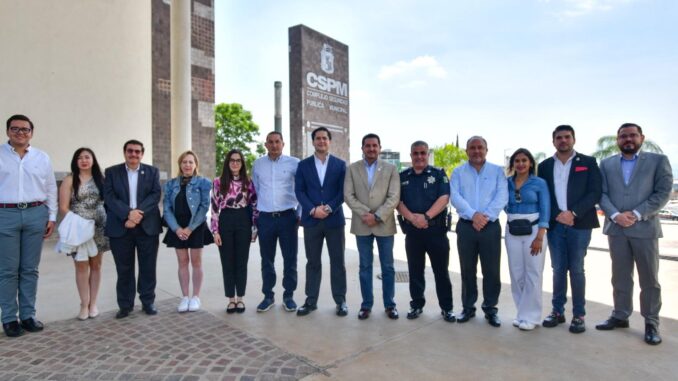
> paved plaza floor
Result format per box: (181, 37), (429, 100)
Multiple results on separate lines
(2, 218), (678, 380)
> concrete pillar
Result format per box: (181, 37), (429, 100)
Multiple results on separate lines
(170, 0), (192, 174)
(274, 81), (282, 133)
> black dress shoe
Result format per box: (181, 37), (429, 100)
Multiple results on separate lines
(385, 307), (399, 320)
(20, 318), (44, 332)
(142, 304), (158, 315)
(595, 317), (629, 330)
(442, 310), (456, 323)
(542, 311), (566, 328)
(645, 324), (662, 345)
(3, 321), (24, 337)
(456, 309), (476, 323)
(406, 307), (423, 320)
(485, 313), (501, 327)
(116, 308), (132, 319)
(358, 308), (371, 320)
(296, 304), (317, 316)
(336, 303), (348, 317)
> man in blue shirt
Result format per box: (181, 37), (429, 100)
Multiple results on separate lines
(451, 136), (508, 327)
(252, 132), (301, 312)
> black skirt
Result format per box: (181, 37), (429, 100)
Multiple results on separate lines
(163, 184), (213, 249)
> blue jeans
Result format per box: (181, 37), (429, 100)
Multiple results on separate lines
(0, 206), (48, 323)
(356, 235), (395, 310)
(547, 223), (592, 317)
(258, 210), (298, 300)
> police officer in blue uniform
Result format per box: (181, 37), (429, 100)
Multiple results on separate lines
(397, 141), (455, 322)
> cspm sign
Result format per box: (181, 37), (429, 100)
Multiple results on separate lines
(306, 72), (348, 97)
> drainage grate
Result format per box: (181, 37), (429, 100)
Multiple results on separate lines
(377, 271), (409, 283)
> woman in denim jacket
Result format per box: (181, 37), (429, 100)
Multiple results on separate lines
(505, 148), (550, 331)
(163, 151), (213, 313)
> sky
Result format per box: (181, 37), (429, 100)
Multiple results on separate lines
(214, 0), (678, 173)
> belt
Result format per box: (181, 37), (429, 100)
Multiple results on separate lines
(0, 201), (45, 209)
(260, 208), (295, 217)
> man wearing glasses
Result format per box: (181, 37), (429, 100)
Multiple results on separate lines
(0, 115), (57, 337)
(538, 125), (602, 334)
(104, 140), (162, 319)
(397, 141), (454, 321)
(597, 123), (672, 345)
(450, 136), (508, 327)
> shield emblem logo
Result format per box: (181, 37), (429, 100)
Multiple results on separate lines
(321, 43), (334, 74)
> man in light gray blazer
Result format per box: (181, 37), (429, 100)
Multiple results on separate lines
(596, 123), (673, 345)
(344, 133), (401, 320)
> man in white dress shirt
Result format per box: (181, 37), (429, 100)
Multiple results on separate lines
(0, 114), (57, 337)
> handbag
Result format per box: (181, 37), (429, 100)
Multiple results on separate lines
(507, 219), (537, 236)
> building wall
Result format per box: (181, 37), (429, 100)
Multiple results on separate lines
(152, 0), (215, 179)
(0, 0), (152, 173)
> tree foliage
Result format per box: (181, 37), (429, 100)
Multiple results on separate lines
(214, 103), (265, 176)
(433, 144), (468, 176)
(592, 135), (663, 161)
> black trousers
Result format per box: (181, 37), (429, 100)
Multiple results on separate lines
(218, 208), (251, 298)
(303, 221), (346, 306)
(405, 225), (453, 311)
(456, 219), (502, 314)
(109, 226), (159, 310)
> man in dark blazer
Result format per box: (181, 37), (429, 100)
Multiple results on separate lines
(596, 123), (672, 345)
(104, 139), (162, 319)
(294, 127), (348, 317)
(538, 125), (602, 334)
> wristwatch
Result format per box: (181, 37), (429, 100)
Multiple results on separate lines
(424, 213), (431, 221)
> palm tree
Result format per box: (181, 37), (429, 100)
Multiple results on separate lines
(533, 152), (547, 163)
(592, 136), (663, 161)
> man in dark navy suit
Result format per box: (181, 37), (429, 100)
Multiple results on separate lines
(295, 127), (348, 317)
(104, 139), (162, 318)
(538, 125), (602, 333)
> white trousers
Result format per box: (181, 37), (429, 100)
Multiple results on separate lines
(505, 213), (547, 325)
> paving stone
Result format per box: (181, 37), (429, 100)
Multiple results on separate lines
(0, 299), (321, 380)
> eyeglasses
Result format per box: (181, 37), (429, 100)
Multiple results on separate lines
(9, 126), (32, 134)
(514, 189), (522, 203)
(229, 158), (242, 164)
(618, 133), (640, 140)
(126, 149), (143, 154)
(411, 151), (428, 156)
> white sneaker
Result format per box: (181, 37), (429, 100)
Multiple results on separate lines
(512, 319), (521, 327)
(519, 321), (536, 331)
(188, 296), (201, 312)
(178, 296), (190, 312)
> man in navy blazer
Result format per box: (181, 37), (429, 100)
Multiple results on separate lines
(294, 127), (348, 317)
(538, 125), (602, 333)
(104, 139), (162, 319)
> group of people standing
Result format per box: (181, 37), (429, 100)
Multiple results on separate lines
(442, 124), (671, 347)
(1, 114), (672, 347)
